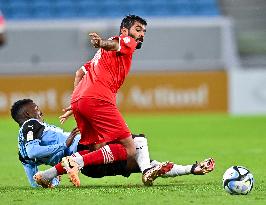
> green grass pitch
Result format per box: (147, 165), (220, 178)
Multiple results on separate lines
(0, 114), (266, 205)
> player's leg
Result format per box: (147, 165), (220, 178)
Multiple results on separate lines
(150, 160), (191, 177)
(118, 136), (136, 170)
(34, 144), (125, 187)
(60, 98), (131, 186)
(71, 100), (104, 151)
(85, 102), (170, 182)
(34, 101), (100, 187)
(33, 163), (66, 188)
(71, 98), (131, 168)
(79, 134), (173, 180)
(130, 134), (173, 186)
(60, 100), (104, 186)
(131, 134), (151, 172)
(80, 133), (173, 186)
(64, 131), (172, 186)
(78, 133), (151, 178)
(90, 106), (174, 186)
(151, 158), (215, 177)
(35, 143), (214, 187)
(87, 98), (136, 160)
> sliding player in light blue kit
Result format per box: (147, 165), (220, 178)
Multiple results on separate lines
(11, 99), (215, 188)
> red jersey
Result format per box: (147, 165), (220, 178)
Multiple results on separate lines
(71, 35), (137, 105)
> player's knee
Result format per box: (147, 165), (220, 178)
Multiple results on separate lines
(119, 136), (136, 158)
(126, 145), (136, 159)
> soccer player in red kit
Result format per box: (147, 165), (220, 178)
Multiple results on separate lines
(42, 15), (173, 187)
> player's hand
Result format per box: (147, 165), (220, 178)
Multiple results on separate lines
(66, 127), (80, 147)
(59, 106), (73, 124)
(89, 32), (102, 48)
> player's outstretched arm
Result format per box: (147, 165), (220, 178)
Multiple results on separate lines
(25, 127), (79, 158)
(89, 32), (119, 51)
(62, 66), (86, 125)
(22, 163), (39, 187)
(74, 67), (86, 88)
(65, 127), (80, 147)
(26, 140), (67, 159)
(59, 106), (73, 124)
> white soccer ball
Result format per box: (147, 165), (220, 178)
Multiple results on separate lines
(222, 166), (254, 195)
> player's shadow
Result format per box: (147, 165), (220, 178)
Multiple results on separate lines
(0, 182), (211, 194)
(0, 181), (186, 191)
(77, 183), (177, 189)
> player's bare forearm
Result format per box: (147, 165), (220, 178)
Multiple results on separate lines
(66, 127), (79, 147)
(74, 68), (85, 88)
(89, 32), (119, 51)
(59, 105), (73, 124)
(99, 40), (119, 51)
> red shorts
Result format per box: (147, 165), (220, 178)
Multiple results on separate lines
(71, 98), (131, 146)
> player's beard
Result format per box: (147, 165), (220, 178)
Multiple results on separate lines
(136, 42), (142, 49)
(128, 33), (143, 49)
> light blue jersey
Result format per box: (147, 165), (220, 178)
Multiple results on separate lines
(18, 119), (80, 187)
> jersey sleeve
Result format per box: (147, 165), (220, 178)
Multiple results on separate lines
(21, 120), (45, 143)
(117, 36), (137, 55)
(22, 163), (61, 188)
(21, 119), (67, 159)
(22, 162), (39, 187)
(83, 61), (92, 72)
(25, 139), (67, 159)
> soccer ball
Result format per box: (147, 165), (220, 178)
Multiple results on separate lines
(222, 166), (254, 195)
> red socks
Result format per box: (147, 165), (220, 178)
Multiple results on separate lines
(55, 163), (66, 175)
(54, 144), (127, 175)
(82, 144), (127, 166)
(74, 150), (90, 156)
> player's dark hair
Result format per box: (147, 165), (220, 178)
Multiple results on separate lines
(11, 99), (33, 125)
(120, 15), (147, 33)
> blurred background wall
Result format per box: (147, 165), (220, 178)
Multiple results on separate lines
(0, 0), (265, 115)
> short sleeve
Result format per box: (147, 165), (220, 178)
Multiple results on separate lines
(83, 61), (92, 72)
(118, 36), (137, 55)
(21, 120), (45, 143)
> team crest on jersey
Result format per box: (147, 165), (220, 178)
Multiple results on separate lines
(26, 131), (34, 141)
(123, 37), (130, 44)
